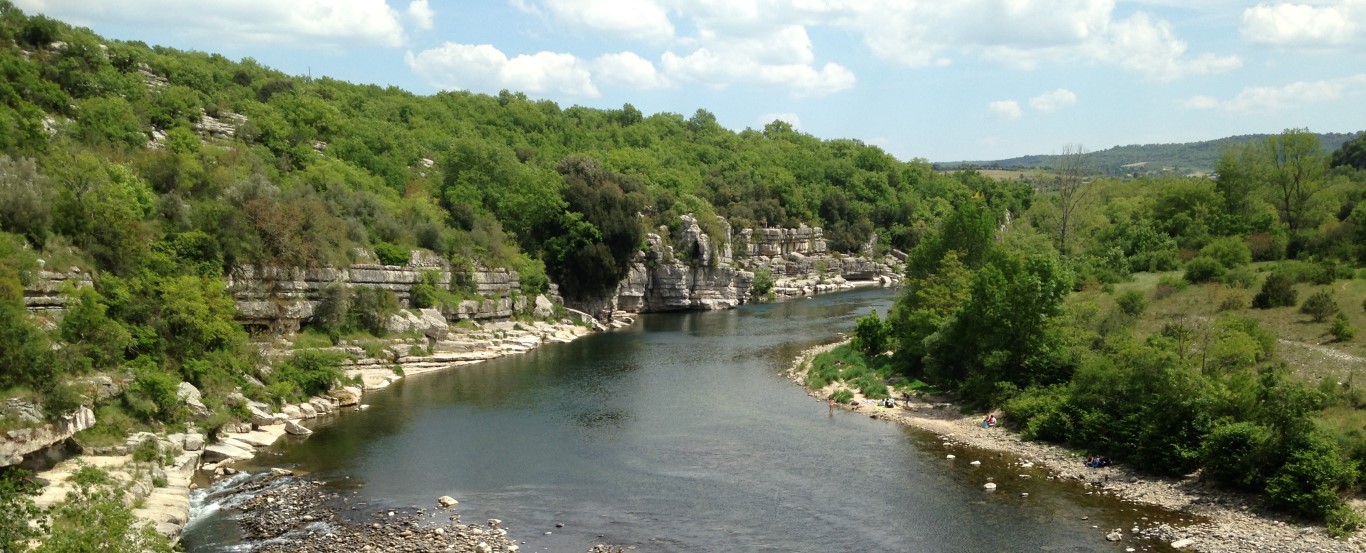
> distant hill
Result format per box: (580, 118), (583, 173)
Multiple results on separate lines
(937, 132), (1361, 176)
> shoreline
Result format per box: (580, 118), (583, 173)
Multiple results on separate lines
(785, 341), (1366, 553)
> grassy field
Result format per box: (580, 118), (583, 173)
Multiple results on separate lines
(1076, 263), (1366, 385)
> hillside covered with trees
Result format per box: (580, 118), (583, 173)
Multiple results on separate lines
(832, 128), (1366, 533)
(5, 0), (1366, 548)
(940, 132), (1358, 176)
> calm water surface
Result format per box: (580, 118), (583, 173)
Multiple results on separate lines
(185, 289), (1191, 552)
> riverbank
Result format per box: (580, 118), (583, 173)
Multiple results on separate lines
(786, 341), (1366, 553)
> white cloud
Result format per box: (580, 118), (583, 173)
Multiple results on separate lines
(1241, 1), (1365, 48)
(593, 52), (669, 89)
(759, 112), (801, 130)
(693, 0), (1239, 80)
(1089, 12), (1242, 80)
(530, 0), (676, 41)
(1029, 88), (1078, 112)
(407, 0), (434, 30)
(1183, 73), (1366, 112)
(406, 43), (599, 97)
(989, 100), (1023, 120)
(14, 0), (408, 47)
(661, 24), (855, 96)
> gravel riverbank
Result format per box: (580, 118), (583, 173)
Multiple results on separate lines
(786, 341), (1366, 553)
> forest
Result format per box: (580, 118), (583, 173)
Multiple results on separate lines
(2, 0), (1366, 548)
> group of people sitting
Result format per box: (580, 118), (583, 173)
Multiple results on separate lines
(1085, 455), (1111, 468)
(880, 397), (898, 408)
(979, 414), (998, 428)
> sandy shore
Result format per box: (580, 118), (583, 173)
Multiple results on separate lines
(786, 341), (1366, 553)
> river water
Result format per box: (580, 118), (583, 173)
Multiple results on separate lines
(185, 289), (1189, 552)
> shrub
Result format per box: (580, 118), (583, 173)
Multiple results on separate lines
(347, 287), (398, 337)
(1183, 256), (1225, 283)
(1115, 290), (1147, 317)
(852, 309), (890, 356)
(1218, 290), (1247, 312)
(829, 389), (853, 404)
(273, 350), (346, 401)
(1328, 503), (1365, 538)
(1002, 385), (1071, 442)
(372, 242), (409, 266)
(1252, 272), (1297, 308)
(1200, 422), (1274, 490)
(1153, 275), (1187, 300)
(1330, 313), (1356, 342)
(749, 269), (775, 300)
(1264, 432), (1357, 520)
(1199, 237), (1252, 269)
(1301, 290), (1339, 323)
(123, 366), (183, 423)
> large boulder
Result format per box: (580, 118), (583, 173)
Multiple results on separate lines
(202, 442), (254, 463)
(176, 382), (210, 417)
(533, 295), (556, 318)
(331, 386), (363, 407)
(284, 420), (312, 436)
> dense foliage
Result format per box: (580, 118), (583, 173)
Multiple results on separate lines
(866, 128), (1366, 529)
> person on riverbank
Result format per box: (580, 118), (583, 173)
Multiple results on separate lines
(828, 398), (835, 416)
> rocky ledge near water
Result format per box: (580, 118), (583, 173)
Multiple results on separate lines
(229, 473), (628, 553)
(787, 341), (1366, 553)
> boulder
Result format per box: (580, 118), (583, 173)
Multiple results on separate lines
(438, 495), (458, 508)
(183, 433), (205, 451)
(176, 382), (210, 417)
(533, 295), (555, 318)
(284, 420), (312, 436)
(331, 386), (363, 407)
(281, 405), (302, 420)
(298, 402), (317, 419)
(202, 442), (254, 463)
(1171, 539), (1195, 549)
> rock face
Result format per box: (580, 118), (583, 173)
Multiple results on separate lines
(227, 258), (529, 333)
(22, 268), (93, 315)
(600, 215), (903, 317)
(1, 404), (95, 467)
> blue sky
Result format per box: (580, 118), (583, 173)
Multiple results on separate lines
(15, 0), (1366, 161)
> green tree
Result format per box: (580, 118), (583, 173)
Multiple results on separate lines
(852, 309), (890, 356)
(1253, 271), (1297, 309)
(59, 286), (134, 370)
(1330, 132), (1366, 170)
(0, 468), (46, 552)
(545, 156), (645, 302)
(1300, 290), (1339, 323)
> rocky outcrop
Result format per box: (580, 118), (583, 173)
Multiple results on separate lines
(228, 261), (530, 333)
(602, 215), (902, 317)
(1, 402), (95, 467)
(22, 267), (93, 316)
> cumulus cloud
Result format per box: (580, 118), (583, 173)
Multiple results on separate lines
(1183, 73), (1366, 112)
(14, 0), (409, 47)
(1241, 1), (1365, 48)
(529, 0), (675, 41)
(593, 52), (669, 89)
(1088, 12), (1242, 80)
(406, 0), (434, 30)
(661, 24), (855, 96)
(406, 43), (599, 97)
(989, 100), (1023, 120)
(1029, 88), (1078, 112)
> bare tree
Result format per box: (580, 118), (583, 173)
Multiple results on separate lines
(1052, 144), (1092, 256)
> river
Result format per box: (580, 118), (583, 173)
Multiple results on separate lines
(184, 288), (1188, 552)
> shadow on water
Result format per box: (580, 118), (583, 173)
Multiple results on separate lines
(187, 289), (1198, 553)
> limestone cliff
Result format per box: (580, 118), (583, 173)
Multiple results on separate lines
(597, 215), (903, 318)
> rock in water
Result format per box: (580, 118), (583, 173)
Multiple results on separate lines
(1106, 531), (1123, 542)
(438, 495), (458, 508)
(1171, 538), (1195, 549)
(983, 483), (996, 490)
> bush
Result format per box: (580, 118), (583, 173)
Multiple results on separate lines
(852, 309), (890, 356)
(273, 350), (346, 401)
(123, 365), (183, 423)
(1002, 385), (1071, 441)
(1331, 313), (1356, 342)
(1115, 290), (1147, 317)
(1264, 432), (1358, 520)
(1301, 290), (1339, 323)
(372, 242), (409, 266)
(829, 389), (853, 404)
(1200, 237), (1252, 269)
(1183, 256), (1225, 283)
(1327, 503), (1365, 538)
(347, 287), (398, 337)
(1253, 272), (1297, 309)
(1201, 422), (1274, 490)
(749, 269), (775, 300)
